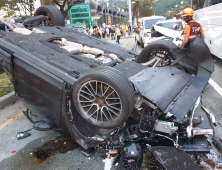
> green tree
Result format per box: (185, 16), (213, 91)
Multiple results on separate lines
(52, 0), (82, 19)
(0, 0), (19, 17)
(133, 0), (155, 18)
(152, 0), (191, 17)
(0, 0), (82, 18)
(166, 4), (191, 19)
(0, 0), (55, 17)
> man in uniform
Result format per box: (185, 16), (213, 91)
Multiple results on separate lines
(136, 21), (140, 31)
(179, 8), (205, 48)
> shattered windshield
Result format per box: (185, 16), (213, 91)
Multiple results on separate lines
(144, 18), (165, 29)
(156, 21), (183, 31)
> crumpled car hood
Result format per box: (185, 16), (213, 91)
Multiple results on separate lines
(130, 37), (214, 123)
(154, 25), (183, 38)
(129, 66), (193, 112)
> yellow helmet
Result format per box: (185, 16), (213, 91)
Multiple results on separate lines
(182, 8), (194, 17)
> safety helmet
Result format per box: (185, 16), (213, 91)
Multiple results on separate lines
(181, 8), (194, 17)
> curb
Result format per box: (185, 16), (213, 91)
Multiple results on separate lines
(0, 91), (18, 109)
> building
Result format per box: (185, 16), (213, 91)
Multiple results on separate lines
(69, 0), (128, 27)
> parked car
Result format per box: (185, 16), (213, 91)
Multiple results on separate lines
(0, 6), (216, 169)
(135, 16), (165, 48)
(151, 19), (185, 46)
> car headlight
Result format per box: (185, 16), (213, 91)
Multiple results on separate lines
(144, 33), (149, 37)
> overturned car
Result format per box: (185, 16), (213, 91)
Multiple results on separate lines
(0, 6), (217, 170)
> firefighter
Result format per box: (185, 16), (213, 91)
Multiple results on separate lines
(179, 8), (205, 48)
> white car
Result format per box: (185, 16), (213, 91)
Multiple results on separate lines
(135, 16), (165, 48)
(151, 20), (185, 46)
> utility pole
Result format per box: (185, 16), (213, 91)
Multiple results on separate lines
(128, 0), (132, 29)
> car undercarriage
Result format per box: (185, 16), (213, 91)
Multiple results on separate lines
(0, 6), (218, 170)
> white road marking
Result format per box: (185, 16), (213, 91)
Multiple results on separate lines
(209, 78), (222, 97)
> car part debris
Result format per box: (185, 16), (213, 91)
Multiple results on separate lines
(17, 132), (31, 140)
(182, 135), (210, 152)
(24, 15), (46, 26)
(33, 121), (54, 131)
(52, 38), (119, 63)
(16, 128), (33, 140)
(135, 95), (156, 110)
(141, 56), (159, 66)
(187, 96), (201, 137)
(81, 147), (96, 157)
(13, 28), (33, 35)
(200, 101), (217, 126)
(121, 142), (143, 169)
(104, 150), (118, 170)
(149, 146), (201, 170)
(154, 120), (178, 135)
(0, 19), (15, 31)
(192, 128), (213, 136)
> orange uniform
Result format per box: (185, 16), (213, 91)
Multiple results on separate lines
(183, 20), (204, 42)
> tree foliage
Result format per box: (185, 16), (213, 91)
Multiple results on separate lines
(166, 4), (191, 19)
(0, 0), (82, 18)
(0, 0), (19, 17)
(133, 0), (155, 18)
(152, 0), (191, 17)
(52, 0), (83, 19)
(0, 0), (55, 17)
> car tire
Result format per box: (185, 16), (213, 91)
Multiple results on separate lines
(89, 66), (135, 106)
(137, 40), (177, 65)
(73, 68), (135, 129)
(34, 6), (65, 26)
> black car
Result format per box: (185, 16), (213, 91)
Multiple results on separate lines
(0, 6), (216, 169)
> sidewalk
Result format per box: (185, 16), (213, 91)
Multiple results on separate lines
(0, 91), (18, 109)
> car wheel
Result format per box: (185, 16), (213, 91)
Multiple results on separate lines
(73, 68), (135, 129)
(137, 40), (177, 66)
(141, 38), (144, 48)
(34, 6), (65, 26)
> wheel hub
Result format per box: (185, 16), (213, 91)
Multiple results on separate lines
(96, 97), (105, 107)
(78, 80), (122, 123)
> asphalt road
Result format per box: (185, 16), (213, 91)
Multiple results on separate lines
(0, 36), (222, 170)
